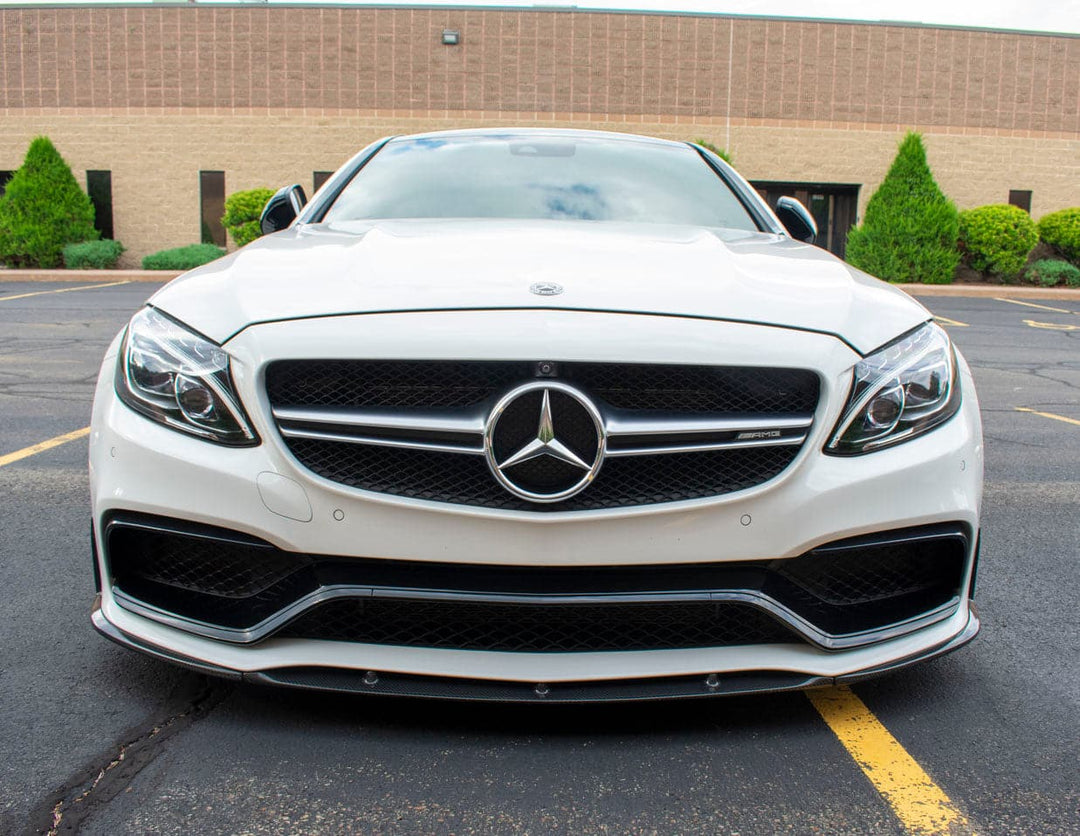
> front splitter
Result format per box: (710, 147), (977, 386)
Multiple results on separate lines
(91, 596), (979, 703)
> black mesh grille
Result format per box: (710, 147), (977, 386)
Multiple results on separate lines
(568, 363), (818, 414)
(108, 527), (309, 598)
(266, 360), (817, 509)
(779, 543), (954, 606)
(284, 439), (800, 511)
(107, 525), (318, 629)
(266, 360), (819, 414)
(266, 360), (531, 409)
(277, 599), (794, 651)
(765, 535), (968, 634)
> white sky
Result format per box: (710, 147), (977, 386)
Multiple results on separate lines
(2, 0), (1078, 35)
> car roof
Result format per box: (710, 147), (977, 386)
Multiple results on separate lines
(384, 127), (687, 149)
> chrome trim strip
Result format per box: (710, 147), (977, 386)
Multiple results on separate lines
(273, 405), (487, 436)
(605, 434), (807, 457)
(604, 413), (813, 437)
(278, 426), (485, 455)
(113, 585), (377, 646)
(112, 583), (961, 653)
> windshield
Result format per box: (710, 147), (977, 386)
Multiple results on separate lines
(322, 134), (759, 231)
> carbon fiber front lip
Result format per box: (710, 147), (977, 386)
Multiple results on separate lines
(91, 596), (980, 703)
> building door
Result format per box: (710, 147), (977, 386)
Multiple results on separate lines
(751, 182), (860, 260)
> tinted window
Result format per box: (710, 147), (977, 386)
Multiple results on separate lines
(200, 170), (226, 247)
(324, 135), (757, 231)
(1008, 189), (1032, 213)
(87, 170), (113, 240)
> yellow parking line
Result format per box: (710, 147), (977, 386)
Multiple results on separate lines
(0, 426), (91, 468)
(807, 686), (976, 836)
(1023, 319), (1079, 331)
(994, 297), (1074, 314)
(0, 280), (131, 302)
(1015, 407), (1080, 427)
(933, 315), (969, 327)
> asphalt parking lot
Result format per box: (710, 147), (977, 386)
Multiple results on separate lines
(1, 280), (1077, 835)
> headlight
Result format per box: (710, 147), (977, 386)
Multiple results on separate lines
(115, 307), (258, 446)
(826, 321), (960, 455)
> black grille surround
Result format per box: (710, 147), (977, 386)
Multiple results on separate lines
(265, 360), (820, 511)
(106, 514), (971, 653)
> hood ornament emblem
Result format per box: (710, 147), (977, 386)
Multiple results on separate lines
(529, 282), (564, 296)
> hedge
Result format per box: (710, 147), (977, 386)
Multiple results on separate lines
(845, 133), (960, 284)
(1037, 208), (1080, 264)
(62, 239), (125, 269)
(222, 187), (276, 248)
(0, 137), (98, 268)
(1024, 259), (1080, 288)
(142, 243), (225, 271)
(957, 204), (1038, 280)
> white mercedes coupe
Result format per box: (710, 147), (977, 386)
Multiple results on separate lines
(90, 129), (983, 701)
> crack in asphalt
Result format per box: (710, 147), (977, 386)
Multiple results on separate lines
(21, 677), (233, 836)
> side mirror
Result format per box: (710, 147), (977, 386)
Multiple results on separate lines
(775, 196), (817, 244)
(259, 184), (308, 235)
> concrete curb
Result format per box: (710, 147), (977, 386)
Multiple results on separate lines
(896, 283), (1080, 300)
(0, 269), (181, 283)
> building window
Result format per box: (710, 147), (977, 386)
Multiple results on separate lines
(86, 170), (114, 240)
(200, 171), (226, 247)
(0, 170), (13, 195)
(314, 171), (333, 192)
(1008, 190), (1032, 213)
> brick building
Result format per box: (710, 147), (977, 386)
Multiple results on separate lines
(0, 3), (1077, 265)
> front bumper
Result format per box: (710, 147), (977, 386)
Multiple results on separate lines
(90, 310), (984, 698)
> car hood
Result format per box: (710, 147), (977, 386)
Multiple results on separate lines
(151, 220), (929, 354)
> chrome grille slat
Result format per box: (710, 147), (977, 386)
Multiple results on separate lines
(604, 412), (814, 436)
(603, 434), (808, 457)
(277, 426), (485, 456)
(273, 404), (813, 456)
(272, 405), (488, 435)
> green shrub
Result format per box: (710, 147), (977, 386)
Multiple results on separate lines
(0, 136), (98, 268)
(222, 187), (275, 247)
(692, 138), (733, 165)
(142, 243), (225, 271)
(62, 239), (125, 269)
(958, 204), (1037, 279)
(845, 132), (960, 284)
(1024, 258), (1080, 288)
(1037, 208), (1080, 263)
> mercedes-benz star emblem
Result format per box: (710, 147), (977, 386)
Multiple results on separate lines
(484, 381), (605, 503)
(529, 282), (564, 296)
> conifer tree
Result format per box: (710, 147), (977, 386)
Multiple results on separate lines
(846, 133), (960, 284)
(0, 136), (98, 268)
